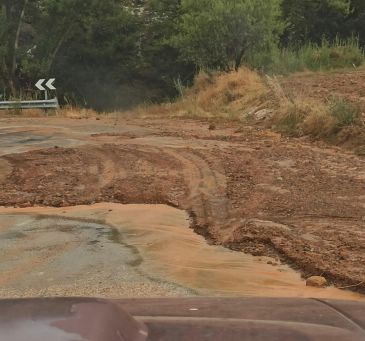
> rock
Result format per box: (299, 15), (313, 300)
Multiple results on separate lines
(267, 260), (278, 266)
(253, 109), (274, 121)
(306, 276), (328, 288)
(208, 123), (216, 131)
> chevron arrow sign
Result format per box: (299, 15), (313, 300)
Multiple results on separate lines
(35, 78), (56, 91)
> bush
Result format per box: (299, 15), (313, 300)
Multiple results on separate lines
(303, 111), (337, 138)
(247, 37), (365, 74)
(273, 95), (362, 139)
(329, 97), (361, 129)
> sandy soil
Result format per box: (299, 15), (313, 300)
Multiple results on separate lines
(0, 116), (365, 295)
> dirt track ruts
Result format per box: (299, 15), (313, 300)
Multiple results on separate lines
(0, 117), (365, 293)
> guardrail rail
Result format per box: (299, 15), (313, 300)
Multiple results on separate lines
(0, 98), (59, 110)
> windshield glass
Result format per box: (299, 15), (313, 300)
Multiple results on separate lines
(0, 0), (364, 304)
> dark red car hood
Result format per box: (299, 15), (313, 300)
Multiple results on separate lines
(1, 297), (365, 340)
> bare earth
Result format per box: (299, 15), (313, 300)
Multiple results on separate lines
(281, 69), (365, 111)
(0, 116), (365, 296)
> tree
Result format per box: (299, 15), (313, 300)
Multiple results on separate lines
(0, 0), (30, 95)
(281, 0), (351, 45)
(1, 0), (142, 108)
(43, 0), (141, 109)
(172, 0), (283, 71)
(138, 0), (194, 96)
(344, 0), (365, 47)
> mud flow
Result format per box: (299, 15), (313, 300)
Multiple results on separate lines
(0, 118), (365, 299)
(0, 204), (362, 300)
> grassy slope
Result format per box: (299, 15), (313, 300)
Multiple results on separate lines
(133, 67), (365, 154)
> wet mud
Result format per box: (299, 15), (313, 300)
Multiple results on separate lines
(0, 204), (363, 300)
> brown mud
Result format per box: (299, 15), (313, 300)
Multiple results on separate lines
(0, 116), (365, 296)
(0, 204), (363, 300)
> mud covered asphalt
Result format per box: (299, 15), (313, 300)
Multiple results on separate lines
(0, 117), (364, 298)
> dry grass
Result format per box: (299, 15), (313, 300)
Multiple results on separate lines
(177, 68), (271, 121)
(0, 106), (101, 119)
(129, 67), (364, 150)
(271, 90), (364, 148)
(58, 106), (100, 119)
(302, 110), (338, 138)
(187, 68), (269, 113)
(130, 68), (272, 122)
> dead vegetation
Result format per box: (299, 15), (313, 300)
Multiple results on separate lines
(0, 106), (103, 119)
(131, 67), (365, 153)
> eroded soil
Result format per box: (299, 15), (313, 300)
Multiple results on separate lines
(0, 116), (365, 295)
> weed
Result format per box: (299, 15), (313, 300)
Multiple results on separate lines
(273, 101), (308, 136)
(248, 37), (364, 74)
(329, 97), (361, 129)
(303, 110), (337, 138)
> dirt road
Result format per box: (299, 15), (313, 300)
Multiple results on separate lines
(0, 116), (364, 297)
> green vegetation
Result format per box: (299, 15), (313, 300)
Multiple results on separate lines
(172, 0), (283, 71)
(329, 96), (361, 128)
(248, 37), (364, 74)
(0, 0), (365, 109)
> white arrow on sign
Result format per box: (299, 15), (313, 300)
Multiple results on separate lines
(46, 78), (56, 90)
(35, 78), (56, 91)
(35, 79), (46, 91)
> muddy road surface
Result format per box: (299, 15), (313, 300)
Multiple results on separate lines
(0, 116), (364, 298)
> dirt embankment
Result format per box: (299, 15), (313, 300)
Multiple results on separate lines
(0, 117), (364, 293)
(280, 70), (365, 111)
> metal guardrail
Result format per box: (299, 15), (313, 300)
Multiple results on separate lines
(0, 98), (59, 110)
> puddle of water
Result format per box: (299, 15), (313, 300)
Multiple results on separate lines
(0, 204), (363, 300)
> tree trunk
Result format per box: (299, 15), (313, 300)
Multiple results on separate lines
(234, 48), (245, 71)
(7, 0), (28, 96)
(46, 26), (73, 73)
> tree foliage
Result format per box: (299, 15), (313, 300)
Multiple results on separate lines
(0, 0), (364, 108)
(281, 0), (351, 45)
(173, 0), (283, 71)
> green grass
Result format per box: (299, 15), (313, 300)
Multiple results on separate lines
(247, 37), (365, 74)
(329, 97), (361, 130)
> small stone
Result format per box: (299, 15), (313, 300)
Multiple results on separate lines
(267, 260), (278, 266)
(306, 276), (328, 288)
(209, 123), (216, 131)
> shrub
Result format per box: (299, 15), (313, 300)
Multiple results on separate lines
(303, 110), (337, 138)
(329, 97), (361, 129)
(272, 100), (309, 135)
